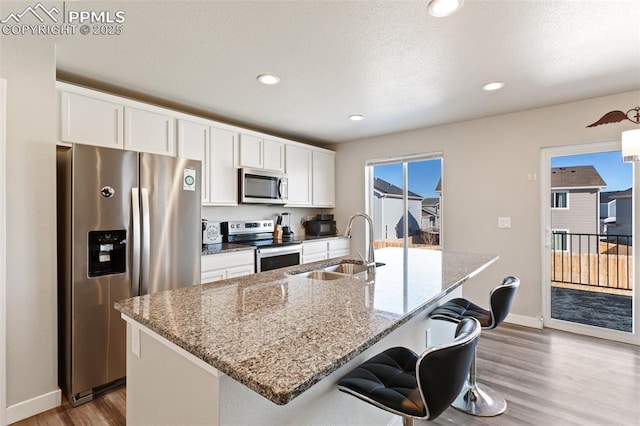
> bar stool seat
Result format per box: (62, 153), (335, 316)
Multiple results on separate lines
(338, 318), (481, 426)
(430, 276), (520, 417)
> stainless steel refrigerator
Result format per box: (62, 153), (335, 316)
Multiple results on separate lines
(57, 144), (201, 406)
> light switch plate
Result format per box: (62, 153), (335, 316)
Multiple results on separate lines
(498, 217), (512, 229)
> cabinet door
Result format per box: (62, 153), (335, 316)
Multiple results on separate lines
(60, 91), (123, 148)
(202, 269), (226, 284)
(178, 120), (210, 203)
(125, 107), (175, 155)
(210, 127), (238, 205)
(285, 144), (312, 205)
(239, 134), (263, 168)
(263, 139), (284, 172)
(312, 151), (336, 207)
(302, 253), (328, 264)
(227, 264), (255, 278)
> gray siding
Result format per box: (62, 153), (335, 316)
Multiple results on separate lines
(606, 197), (632, 239)
(551, 189), (599, 234)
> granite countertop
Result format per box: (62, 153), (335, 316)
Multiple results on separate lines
(115, 247), (497, 405)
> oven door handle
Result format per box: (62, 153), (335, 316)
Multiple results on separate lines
(257, 245), (302, 256)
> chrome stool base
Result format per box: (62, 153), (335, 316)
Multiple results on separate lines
(452, 381), (507, 417)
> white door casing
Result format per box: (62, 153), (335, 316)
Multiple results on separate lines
(541, 141), (639, 345)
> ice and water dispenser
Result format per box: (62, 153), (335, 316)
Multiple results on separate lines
(87, 230), (126, 277)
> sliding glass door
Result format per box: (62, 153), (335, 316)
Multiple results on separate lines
(542, 142), (638, 344)
(367, 155), (442, 251)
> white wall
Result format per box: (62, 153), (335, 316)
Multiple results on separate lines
(334, 90), (640, 322)
(0, 35), (60, 421)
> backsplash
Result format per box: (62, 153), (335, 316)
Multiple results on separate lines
(202, 206), (333, 237)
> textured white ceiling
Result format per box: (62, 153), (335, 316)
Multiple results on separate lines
(54, 0), (640, 143)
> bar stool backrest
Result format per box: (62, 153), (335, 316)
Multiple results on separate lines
(416, 318), (480, 420)
(488, 276), (520, 329)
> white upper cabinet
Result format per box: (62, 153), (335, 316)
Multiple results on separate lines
(124, 107), (176, 156)
(57, 83), (335, 207)
(209, 127), (238, 206)
(177, 120), (210, 203)
(285, 144), (312, 206)
(263, 139), (284, 172)
(60, 91), (123, 149)
(312, 150), (336, 207)
(239, 133), (284, 172)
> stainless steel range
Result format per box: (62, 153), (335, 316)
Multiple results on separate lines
(222, 220), (302, 272)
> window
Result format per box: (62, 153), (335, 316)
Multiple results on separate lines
(551, 191), (568, 208)
(366, 154), (442, 249)
(552, 230), (569, 251)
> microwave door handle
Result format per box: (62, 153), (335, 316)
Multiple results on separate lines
(278, 178), (284, 198)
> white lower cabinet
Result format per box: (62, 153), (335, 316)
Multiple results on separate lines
(302, 238), (350, 264)
(201, 250), (255, 283)
(328, 238), (350, 258)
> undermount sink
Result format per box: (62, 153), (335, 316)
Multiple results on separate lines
(289, 261), (385, 280)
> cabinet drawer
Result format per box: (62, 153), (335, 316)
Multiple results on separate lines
(302, 241), (327, 255)
(202, 250), (254, 272)
(328, 238), (349, 251)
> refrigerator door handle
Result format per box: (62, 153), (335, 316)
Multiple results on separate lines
(141, 188), (151, 296)
(131, 188), (141, 297)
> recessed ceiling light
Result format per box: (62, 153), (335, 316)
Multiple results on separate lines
(349, 114), (364, 121)
(257, 74), (280, 85)
(482, 81), (506, 92)
(428, 0), (464, 17)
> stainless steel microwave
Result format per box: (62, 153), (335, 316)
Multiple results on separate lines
(239, 168), (288, 204)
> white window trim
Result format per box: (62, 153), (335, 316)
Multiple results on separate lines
(551, 190), (569, 210)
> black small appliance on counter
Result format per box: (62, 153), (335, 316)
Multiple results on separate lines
(304, 214), (338, 236)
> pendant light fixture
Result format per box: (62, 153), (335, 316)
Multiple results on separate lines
(621, 129), (640, 162)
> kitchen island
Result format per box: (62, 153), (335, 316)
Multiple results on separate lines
(115, 247), (497, 425)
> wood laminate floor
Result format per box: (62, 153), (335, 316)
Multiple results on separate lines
(14, 324), (640, 425)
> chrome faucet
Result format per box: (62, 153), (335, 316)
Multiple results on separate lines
(344, 212), (376, 271)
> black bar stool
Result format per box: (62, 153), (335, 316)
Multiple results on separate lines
(429, 276), (520, 417)
(338, 318), (481, 426)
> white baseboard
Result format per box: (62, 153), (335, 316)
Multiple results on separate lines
(6, 388), (61, 424)
(505, 313), (543, 329)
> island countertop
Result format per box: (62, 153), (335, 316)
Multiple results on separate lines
(115, 248), (497, 405)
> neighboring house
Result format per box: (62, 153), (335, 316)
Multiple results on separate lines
(372, 177), (423, 240)
(421, 178), (442, 245)
(421, 197), (440, 229)
(600, 190), (618, 233)
(602, 188), (632, 245)
(551, 166), (606, 252)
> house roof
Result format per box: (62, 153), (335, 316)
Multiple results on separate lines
(422, 198), (440, 207)
(435, 179), (442, 193)
(551, 166), (606, 189)
(609, 188), (632, 199)
(374, 177), (422, 199)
